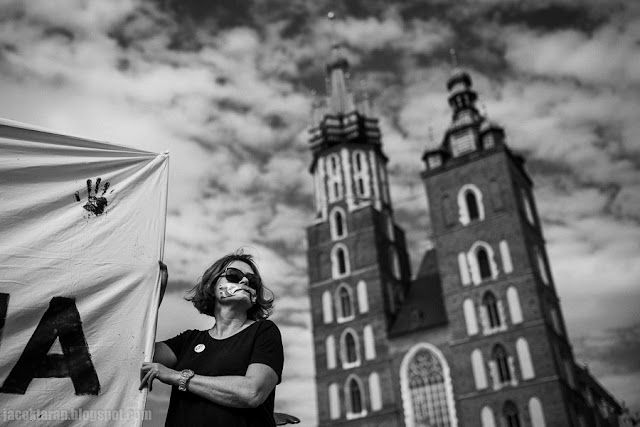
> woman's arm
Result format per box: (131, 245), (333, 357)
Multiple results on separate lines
(186, 363), (278, 408)
(153, 342), (177, 368)
(139, 362), (278, 408)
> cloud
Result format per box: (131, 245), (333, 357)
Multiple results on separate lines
(504, 23), (640, 85)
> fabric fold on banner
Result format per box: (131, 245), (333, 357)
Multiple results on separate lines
(0, 120), (169, 426)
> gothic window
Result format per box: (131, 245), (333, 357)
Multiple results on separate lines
(405, 348), (453, 427)
(493, 345), (512, 385)
(346, 376), (366, 419)
(506, 287), (523, 324)
(516, 338), (535, 380)
(327, 153), (343, 202)
(326, 335), (336, 369)
(352, 150), (370, 199)
(363, 325), (376, 360)
(314, 158), (327, 218)
(499, 240), (513, 274)
(463, 299), (479, 336)
(330, 207), (347, 240)
(467, 192), (479, 220)
(458, 184), (485, 225)
(468, 242), (498, 284)
(329, 383), (340, 419)
(335, 284), (355, 322)
(322, 290), (333, 324)
(390, 246), (401, 280)
(528, 397), (547, 427)
(478, 249), (491, 280)
(481, 406), (496, 427)
(458, 252), (471, 286)
(379, 165), (390, 205)
(331, 244), (350, 278)
(503, 401), (521, 427)
(340, 329), (360, 368)
(369, 372), (382, 411)
(357, 280), (369, 313)
(484, 292), (502, 329)
(522, 189), (535, 225)
(534, 246), (549, 285)
(386, 213), (395, 241)
(471, 349), (487, 390)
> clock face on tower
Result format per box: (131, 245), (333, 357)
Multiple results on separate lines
(450, 129), (477, 157)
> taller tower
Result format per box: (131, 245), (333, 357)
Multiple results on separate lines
(306, 42), (411, 426)
(421, 68), (583, 425)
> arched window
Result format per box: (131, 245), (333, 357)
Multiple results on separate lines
(529, 397), (547, 427)
(330, 207), (347, 240)
(357, 281), (369, 313)
(481, 406), (496, 427)
(401, 345), (457, 427)
(327, 153), (343, 202)
(329, 383), (340, 419)
(314, 157), (327, 219)
(326, 335), (336, 369)
(478, 249), (491, 280)
(506, 287), (523, 324)
(516, 338), (535, 380)
(331, 244), (350, 278)
(364, 325), (376, 360)
(482, 292), (503, 332)
(499, 240), (513, 274)
(386, 213), (395, 241)
(492, 345), (512, 384)
(322, 290), (333, 324)
(468, 241), (498, 284)
(345, 375), (366, 419)
(534, 246), (549, 285)
(463, 299), (478, 336)
(458, 252), (471, 286)
(471, 349), (487, 390)
(390, 246), (401, 280)
(522, 189), (535, 225)
(352, 150), (370, 199)
(335, 284), (355, 323)
(466, 192), (479, 220)
(458, 184), (485, 225)
(369, 372), (382, 411)
(503, 401), (521, 427)
(340, 329), (361, 368)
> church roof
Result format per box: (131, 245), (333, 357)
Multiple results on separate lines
(389, 249), (448, 337)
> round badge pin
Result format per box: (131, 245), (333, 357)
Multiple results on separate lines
(194, 344), (205, 353)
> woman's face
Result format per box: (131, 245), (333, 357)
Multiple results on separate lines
(213, 260), (258, 309)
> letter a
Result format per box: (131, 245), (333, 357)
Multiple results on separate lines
(0, 296), (100, 395)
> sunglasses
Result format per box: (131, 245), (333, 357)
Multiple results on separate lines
(220, 267), (260, 289)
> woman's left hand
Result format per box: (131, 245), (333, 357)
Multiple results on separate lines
(139, 362), (178, 391)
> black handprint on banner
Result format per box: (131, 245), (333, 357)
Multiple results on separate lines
(74, 178), (111, 216)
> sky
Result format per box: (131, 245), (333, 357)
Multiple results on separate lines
(1, 0), (639, 424)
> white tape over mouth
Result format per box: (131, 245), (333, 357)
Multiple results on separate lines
(220, 283), (257, 303)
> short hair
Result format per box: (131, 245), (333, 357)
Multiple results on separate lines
(185, 250), (274, 320)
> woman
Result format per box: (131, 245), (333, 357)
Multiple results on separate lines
(140, 251), (286, 426)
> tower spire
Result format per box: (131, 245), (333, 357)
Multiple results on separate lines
(325, 11), (353, 114)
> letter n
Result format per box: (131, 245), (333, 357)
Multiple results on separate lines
(0, 297), (100, 395)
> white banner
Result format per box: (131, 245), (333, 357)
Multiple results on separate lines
(0, 119), (169, 426)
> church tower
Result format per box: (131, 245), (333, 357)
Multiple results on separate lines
(421, 68), (583, 425)
(306, 41), (411, 426)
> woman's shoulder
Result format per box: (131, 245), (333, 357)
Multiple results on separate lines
(254, 319), (281, 336)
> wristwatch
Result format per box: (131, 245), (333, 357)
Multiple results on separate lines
(178, 369), (195, 391)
